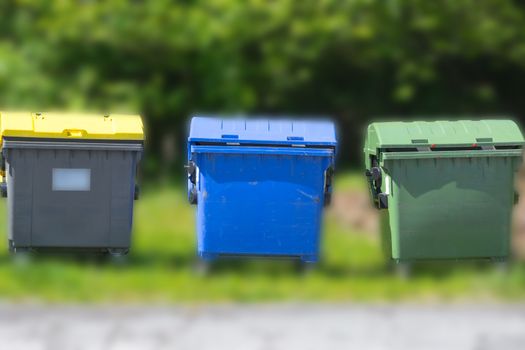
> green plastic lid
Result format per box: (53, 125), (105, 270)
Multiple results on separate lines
(365, 120), (524, 155)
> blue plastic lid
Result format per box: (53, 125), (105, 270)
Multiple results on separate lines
(188, 117), (337, 146)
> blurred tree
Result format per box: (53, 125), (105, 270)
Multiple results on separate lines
(1, 0), (525, 173)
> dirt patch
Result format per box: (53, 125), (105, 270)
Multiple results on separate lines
(327, 190), (378, 236)
(512, 166), (525, 261)
(512, 205), (525, 261)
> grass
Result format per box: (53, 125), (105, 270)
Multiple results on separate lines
(0, 172), (524, 303)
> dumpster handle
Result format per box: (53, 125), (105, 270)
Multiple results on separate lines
(185, 161), (198, 205)
(323, 166), (334, 207)
(0, 154), (6, 198)
(0, 182), (6, 198)
(365, 162), (388, 209)
(134, 184), (140, 200)
(63, 129), (87, 138)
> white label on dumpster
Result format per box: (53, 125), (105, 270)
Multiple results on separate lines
(52, 168), (91, 191)
(385, 175), (391, 195)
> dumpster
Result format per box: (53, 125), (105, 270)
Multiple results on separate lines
(364, 120), (524, 262)
(0, 112), (144, 255)
(187, 117), (337, 262)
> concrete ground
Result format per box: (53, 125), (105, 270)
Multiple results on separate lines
(1, 304), (525, 350)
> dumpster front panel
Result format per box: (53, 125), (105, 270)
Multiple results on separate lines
(5, 145), (140, 251)
(193, 147), (333, 261)
(384, 154), (519, 261)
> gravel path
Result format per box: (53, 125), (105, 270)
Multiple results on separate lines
(1, 304), (525, 350)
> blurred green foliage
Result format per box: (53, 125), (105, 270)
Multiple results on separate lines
(0, 173), (524, 303)
(1, 0), (525, 169)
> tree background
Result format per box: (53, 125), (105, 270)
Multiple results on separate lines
(1, 0), (525, 175)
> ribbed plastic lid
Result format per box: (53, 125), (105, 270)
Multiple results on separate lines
(0, 112), (144, 141)
(188, 117), (336, 146)
(366, 120), (524, 152)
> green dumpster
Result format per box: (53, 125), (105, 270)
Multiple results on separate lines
(364, 120), (524, 262)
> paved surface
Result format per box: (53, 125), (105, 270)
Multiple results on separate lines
(1, 304), (525, 350)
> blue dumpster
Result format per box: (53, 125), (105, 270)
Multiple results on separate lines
(187, 117), (337, 262)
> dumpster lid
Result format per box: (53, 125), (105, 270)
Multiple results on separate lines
(188, 117), (336, 146)
(365, 120), (524, 152)
(0, 112), (144, 142)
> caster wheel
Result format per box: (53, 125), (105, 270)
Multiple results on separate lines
(492, 259), (510, 274)
(294, 261), (316, 275)
(107, 249), (129, 265)
(193, 260), (212, 276)
(394, 261), (412, 279)
(12, 250), (33, 266)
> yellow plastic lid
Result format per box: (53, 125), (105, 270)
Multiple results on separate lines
(0, 112), (144, 141)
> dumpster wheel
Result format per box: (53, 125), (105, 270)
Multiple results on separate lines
(193, 259), (212, 276)
(388, 260), (412, 279)
(107, 248), (129, 257)
(8, 240), (32, 255)
(294, 260), (316, 275)
(491, 258), (510, 274)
